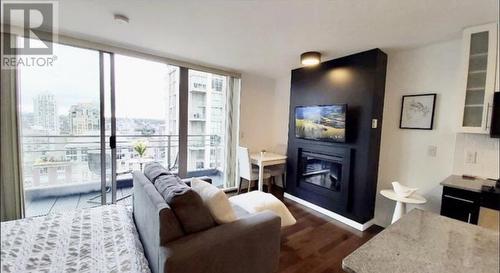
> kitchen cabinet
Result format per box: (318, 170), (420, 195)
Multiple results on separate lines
(496, 43), (499, 92)
(440, 186), (480, 224)
(459, 23), (498, 134)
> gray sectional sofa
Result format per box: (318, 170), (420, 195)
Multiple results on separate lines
(132, 166), (281, 273)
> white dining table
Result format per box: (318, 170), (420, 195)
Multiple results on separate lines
(250, 152), (287, 191)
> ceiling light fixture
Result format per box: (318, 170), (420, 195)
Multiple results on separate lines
(114, 14), (130, 24)
(300, 51), (321, 66)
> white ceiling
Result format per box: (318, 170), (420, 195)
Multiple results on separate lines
(12, 0), (500, 78)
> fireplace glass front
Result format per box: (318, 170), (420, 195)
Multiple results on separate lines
(300, 151), (343, 191)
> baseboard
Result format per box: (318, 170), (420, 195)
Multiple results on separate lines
(284, 193), (374, 231)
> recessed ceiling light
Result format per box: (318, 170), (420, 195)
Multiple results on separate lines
(301, 51), (321, 66)
(114, 14), (129, 24)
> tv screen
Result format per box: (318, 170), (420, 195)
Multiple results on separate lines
(295, 104), (346, 143)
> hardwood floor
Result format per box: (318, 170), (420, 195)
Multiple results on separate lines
(278, 198), (383, 273)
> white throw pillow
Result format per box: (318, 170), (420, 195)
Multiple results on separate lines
(229, 191), (297, 227)
(191, 179), (237, 224)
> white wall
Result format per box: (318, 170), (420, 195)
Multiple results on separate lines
(268, 39), (499, 228)
(239, 73), (278, 152)
(453, 133), (500, 178)
(375, 40), (500, 227)
(272, 74), (291, 154)
(374, 40), (463, 226)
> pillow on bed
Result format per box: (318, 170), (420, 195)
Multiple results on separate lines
(154, 175), (216, 234)
(191, 179), (237, 224)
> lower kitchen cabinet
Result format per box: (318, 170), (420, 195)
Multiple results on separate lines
(440, 186), (481, 224)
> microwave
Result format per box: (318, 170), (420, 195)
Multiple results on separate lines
(491, 92), (500, 138)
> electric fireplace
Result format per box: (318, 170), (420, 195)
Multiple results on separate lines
(293, 147), (351, 211)
(300, 151), (344, 191)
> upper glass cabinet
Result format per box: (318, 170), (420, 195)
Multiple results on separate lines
(460, 23), (498, 133)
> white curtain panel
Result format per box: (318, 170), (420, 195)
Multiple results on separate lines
(1, 34), (24, 221)
(223, 77), (241, 188)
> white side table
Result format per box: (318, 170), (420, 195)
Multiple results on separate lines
(380, 190), (427, 224)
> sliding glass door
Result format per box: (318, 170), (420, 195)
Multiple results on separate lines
(187, 70), (228, 187)
(17, 39), (239, 217)
(113, 63), (234, 189)
(113, 55), (179, 199)
(18, 39), (112, 217)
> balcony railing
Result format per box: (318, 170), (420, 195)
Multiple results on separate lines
(21, 134), (223, 191)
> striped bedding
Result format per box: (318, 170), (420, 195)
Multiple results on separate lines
(1, 205), (150, 273)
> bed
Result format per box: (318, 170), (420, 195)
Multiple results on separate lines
(1, 205), (151, 273)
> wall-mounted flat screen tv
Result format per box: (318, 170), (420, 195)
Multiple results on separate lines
(295, 104), (347, 143)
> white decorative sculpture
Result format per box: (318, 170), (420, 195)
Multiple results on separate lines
(391, 181), (418, 198)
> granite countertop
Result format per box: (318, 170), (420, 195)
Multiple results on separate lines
(342, 209), (499, 273)
(440, 175), (496, 192)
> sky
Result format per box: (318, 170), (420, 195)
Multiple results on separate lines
(19, 40), (174, 120)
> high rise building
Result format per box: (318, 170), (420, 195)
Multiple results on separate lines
(59, 115), (70, 134)
(188, 70), (226, 171)
(33, 92), (59, 133)
(164, 69), (226, 172)
(166, 66), (179, 136)
(68, 102), (100, 135)
(207, 75), (226, 169)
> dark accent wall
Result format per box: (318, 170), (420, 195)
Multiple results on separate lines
(286, 49), (387, 223)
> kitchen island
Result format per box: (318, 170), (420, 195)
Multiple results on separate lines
(342, 209), (499, 273)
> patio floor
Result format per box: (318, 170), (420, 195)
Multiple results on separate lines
(25, 173), (224, 218)
(25, 186), (134, 218)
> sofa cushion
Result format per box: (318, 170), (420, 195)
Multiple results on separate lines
(154, 175), (216, 234)
(143, 162), (171, 183)
(153, 174), (190, 201)
(133, 171), (185, 253)
(191, 179), (237, 224)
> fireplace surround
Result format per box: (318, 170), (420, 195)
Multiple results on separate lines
(285, 49), (387, 224)
(298, 148), (351, 210)
(289, 144), (352, 212)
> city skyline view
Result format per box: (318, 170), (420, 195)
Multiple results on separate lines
(18, 39), (229, 201)
(19, 41), (175, 120)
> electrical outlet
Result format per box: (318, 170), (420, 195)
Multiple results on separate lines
(465, 151), (477, 164)
(427, 145), (437, 157)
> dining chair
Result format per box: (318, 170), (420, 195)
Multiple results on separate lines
(266, 144), (287, 189)
(237, 146), (271, 193)
(267, 165), (286, 189)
